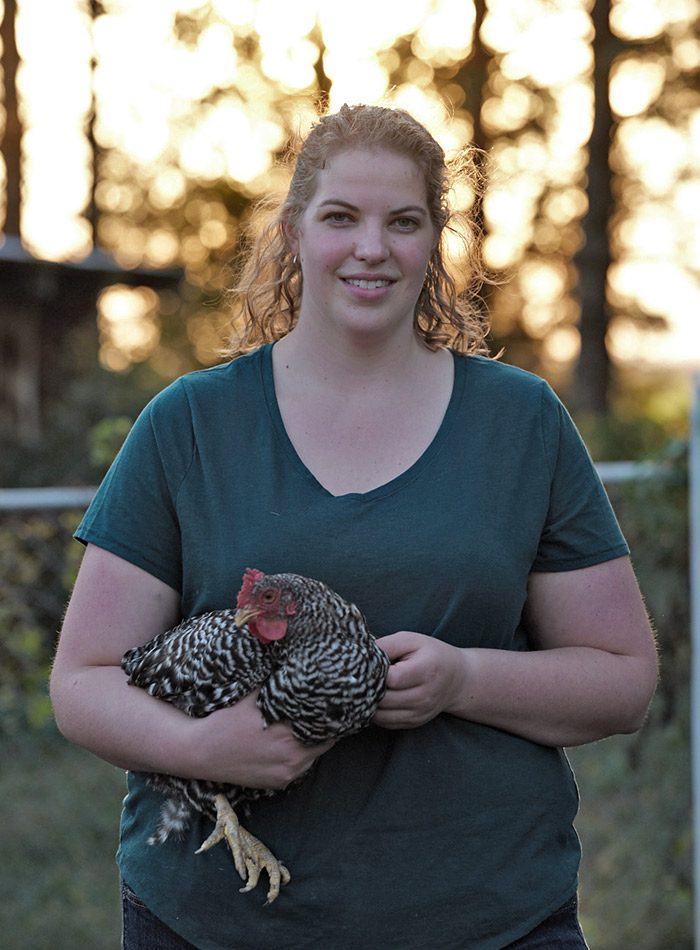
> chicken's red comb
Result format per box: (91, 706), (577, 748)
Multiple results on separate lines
(236, 567), (265, 607)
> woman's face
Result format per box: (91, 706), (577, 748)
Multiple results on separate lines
(288, 148), (437, 346)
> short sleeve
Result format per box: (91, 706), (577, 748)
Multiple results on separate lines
(75, 381), (195, 591)
(532, 386), (629, 572)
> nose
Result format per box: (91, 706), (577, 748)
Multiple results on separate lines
(353, 223), (389, 263)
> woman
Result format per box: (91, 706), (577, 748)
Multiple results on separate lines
(50, 104), (658, 949)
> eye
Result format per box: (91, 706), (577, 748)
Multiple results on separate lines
(260, 589), (277, 604)
(323, 211), (354, 225)
(392, 216), (420, 231)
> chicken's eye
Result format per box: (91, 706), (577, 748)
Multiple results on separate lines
(260, 589), (277, 604)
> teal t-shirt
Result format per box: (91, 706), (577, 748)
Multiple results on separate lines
(77, 345), (628, 950)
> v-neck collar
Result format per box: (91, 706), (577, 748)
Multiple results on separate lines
(260, 344), (467, 502)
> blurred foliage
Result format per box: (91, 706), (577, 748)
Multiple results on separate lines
(0, 322), (172, 489)
(576, 410), (680, 462)
(571, 454), (691, 946)
(0, 410), (137, 734)
(88, 415), (134, 474)
(574, 371), (691, 462)
(0, 509), (83, 735)
(79, 0), (698, 394)
(606, 453), (689, 729)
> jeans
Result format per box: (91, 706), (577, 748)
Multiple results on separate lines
(121, 879), (198, 950)
(121, 879), (588, 950)
(505, 896), (589, 949)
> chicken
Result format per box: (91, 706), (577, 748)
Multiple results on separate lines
(121, 568), (390, 903)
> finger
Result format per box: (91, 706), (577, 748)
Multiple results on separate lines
(375, 631), (421, 661)
(372, 706), (405, 727)
(377, 686), (427, 713)
(378, 686), (412, 708)
(373, 708), (425, 729)
(385, 661), (424, 691)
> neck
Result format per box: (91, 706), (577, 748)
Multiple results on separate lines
(273, 323), (436, 392)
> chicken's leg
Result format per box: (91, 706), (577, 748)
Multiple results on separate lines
(196, 793), (291, 904)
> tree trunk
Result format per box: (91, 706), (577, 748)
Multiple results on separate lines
(573, 0), (615, 414)
(450, 0), (491, 329)
(1, 0), (21, 237)
(450, 0), (488, 152)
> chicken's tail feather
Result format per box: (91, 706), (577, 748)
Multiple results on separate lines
(148, 797), (192, 845)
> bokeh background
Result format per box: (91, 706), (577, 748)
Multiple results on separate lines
(0, 1), (696, 947)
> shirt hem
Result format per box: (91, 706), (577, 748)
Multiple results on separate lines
(531, 542), (629, 573)
(74, 529), (182, 592)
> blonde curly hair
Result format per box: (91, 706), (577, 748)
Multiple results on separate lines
(225, 103), (491, 356)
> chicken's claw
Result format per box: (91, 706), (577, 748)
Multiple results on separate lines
(196, 793), (290, 904)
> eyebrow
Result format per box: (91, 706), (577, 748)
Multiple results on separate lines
(318, 199), (428, 216)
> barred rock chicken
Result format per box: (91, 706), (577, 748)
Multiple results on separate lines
(121, 568), (390, 903)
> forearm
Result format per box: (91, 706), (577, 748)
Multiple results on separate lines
(447, 645), (656, 746)
(50, 663), (204, 776)
(50, 662), (330, 788)
(375, 627), (657, 745)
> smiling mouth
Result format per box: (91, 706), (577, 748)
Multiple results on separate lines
(343, 278), (393, 289)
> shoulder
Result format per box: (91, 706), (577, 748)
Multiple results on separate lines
(454, 352), (555, 412)
(455, 353), (547, 388)
(161, 347), (266, 400)
(451, 353), (582, 467)
(146, 347), (268, 422)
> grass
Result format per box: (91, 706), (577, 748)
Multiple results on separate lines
(571, 707), (692, 949)
(0, 704), (691, 949)
(0, 727), (124, 950)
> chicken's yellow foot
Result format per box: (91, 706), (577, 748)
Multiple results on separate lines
(195, 793), (291, 904)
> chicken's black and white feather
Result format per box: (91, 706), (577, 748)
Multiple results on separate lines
(121, 570), (389, 857)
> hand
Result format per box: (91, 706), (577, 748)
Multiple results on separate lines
(372, 632), (467, 729)
(188, 691), (335, 789)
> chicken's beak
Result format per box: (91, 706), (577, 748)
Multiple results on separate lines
(234, 606), (260, 627)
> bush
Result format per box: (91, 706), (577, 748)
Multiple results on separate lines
(0, 510), (83, 735)
(0, 415), (131, 735)
(572, 459), (691, 947)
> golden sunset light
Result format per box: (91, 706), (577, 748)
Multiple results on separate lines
(2, 0), (699, 369)
(97, 283), (161, 372)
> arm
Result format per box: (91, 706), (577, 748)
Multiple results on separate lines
(50, 544), (331, 787)
(373, 556), (658, 746)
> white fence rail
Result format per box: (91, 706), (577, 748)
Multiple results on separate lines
(0, 486), (97, 510)
(0, 465), (679, 512)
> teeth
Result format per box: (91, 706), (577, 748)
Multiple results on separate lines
(345, 278), (391, 289)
